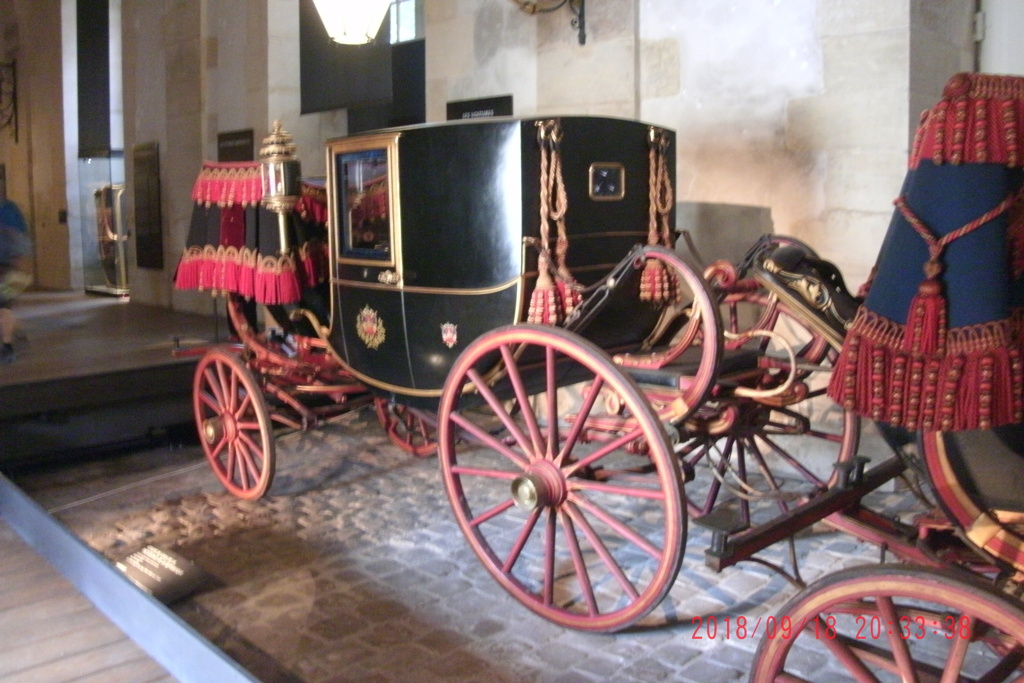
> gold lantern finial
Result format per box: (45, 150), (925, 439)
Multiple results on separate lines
(260, 120), (301, 253)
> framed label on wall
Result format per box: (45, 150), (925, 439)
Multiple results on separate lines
(446, 95), (513, 121)
(217, 129), (254, 162)
(133, 142), (163, 270)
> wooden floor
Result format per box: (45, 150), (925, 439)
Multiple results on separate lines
(0, 292), (212, 681)
(0, 521), (175, 683)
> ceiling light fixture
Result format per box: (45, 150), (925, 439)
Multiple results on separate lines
(312, 0), (392, 45)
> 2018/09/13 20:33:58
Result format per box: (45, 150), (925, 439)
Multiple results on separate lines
(689, 614), (974, 641)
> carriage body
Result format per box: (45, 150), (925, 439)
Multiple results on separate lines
(323, 116), (673, 403)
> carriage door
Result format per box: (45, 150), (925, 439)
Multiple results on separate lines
(328, 133), (414, 392)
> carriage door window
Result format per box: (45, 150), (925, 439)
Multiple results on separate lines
(339, 149), (391, 259)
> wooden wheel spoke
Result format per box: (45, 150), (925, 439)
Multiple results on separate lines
(755, 432), (826, 486)
(544, 346), (558, 459)
(543, 509), (556, 606)
(940, 615), (972, 683)
(216, 362), (234, 412)
(501, 507), (541, 573)
(466, 368), (536, 462)
(563, 425), (649, 477)
(565, 502), (639, 600)
(237, 431), (265, 473)
(449, 411), (530, 469)
(875, 596), (919, 683)
(234, 392), (254, 420)
(745, 437), (785, 493)
(570, 478), (666, 501)
(682, 438), (712, 468)
(198, 389), (221, 415)
(240, 438), (266, 489)
(208, 433), (228, 461)
(203, 365), (227, 408)
(451, 465), (519, 481)
(499, 344), (546, 457)
(471, 498), (517, 530)
(816, 627), (882, 682)
(569, 493), (661, 560)
(556, 376), (605, 467)
(227, 442), (243, 488)
(559, 510), (599, 616)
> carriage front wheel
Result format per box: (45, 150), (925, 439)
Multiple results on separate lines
(750, 563), (1024, 682)
(437, 324), (686, 632)
(193, 347), (275, 500)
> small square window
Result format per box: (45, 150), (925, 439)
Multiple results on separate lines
(589, 163), (625, 201)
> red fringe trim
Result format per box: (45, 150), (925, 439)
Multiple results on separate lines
(828, 307), (1024, 431)
(173, 245), (301, 304)
(295, 182), (328, 225)
(912, 72), (1024, 169)
(191, 161), (264, 208)
(298, 240), (328, 289)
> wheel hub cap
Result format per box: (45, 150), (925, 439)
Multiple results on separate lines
(202, 413), (234, 445)
(510, 461), (566, 511)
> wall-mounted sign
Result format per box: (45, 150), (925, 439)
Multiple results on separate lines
(133, 142), (163, 270)
(217, 129), (255, 162)
(446, 95), (513, 121)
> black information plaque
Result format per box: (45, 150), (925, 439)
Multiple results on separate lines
(446, 95), (513, 121)
(217, 129), (255, 162)
(133, 142), (164, 270)
(116, 545), (213, 605)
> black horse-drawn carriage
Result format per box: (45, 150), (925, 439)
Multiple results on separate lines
(176, 74), (1024, 679)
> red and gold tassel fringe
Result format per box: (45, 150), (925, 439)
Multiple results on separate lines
(902, 278), (947, 357)
(828, 308), (1024, 431)
(528, 253), (561, 325)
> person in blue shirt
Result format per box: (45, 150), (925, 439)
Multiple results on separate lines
(0, 197), (31, 364)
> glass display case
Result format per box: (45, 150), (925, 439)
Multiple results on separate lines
(79, 154), (128, 296)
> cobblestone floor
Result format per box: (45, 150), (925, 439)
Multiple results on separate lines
(14, 407), (919, 683)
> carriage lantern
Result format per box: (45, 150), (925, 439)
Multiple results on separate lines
(260, 120), (300, 254)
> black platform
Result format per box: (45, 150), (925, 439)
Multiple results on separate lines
(0, 292), (222, 466)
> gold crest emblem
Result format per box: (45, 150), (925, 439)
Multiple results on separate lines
(356, 305), (386, 349)
(441, 322), (458, 348)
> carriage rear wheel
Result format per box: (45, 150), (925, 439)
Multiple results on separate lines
(438, 324), (685, 632)
(684, 291), (860, 528)
(374, 398), (438, 458)
(193, 347), (275, 500)
(750, 564), (1024, 682)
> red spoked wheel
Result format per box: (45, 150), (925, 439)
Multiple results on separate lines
(375, 397), (438, 458)
(684, 290), (860, 527)
(193, 347), (275, 500)
(438, 324), (685, 632)
(750, 564), (1024, 683)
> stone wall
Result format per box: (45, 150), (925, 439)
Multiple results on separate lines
(426, 0), (974, 289)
